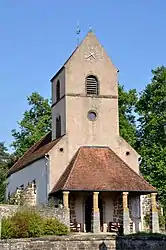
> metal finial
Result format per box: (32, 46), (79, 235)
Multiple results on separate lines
(76, 21), (81, 45)
(89, 25), (92, 32)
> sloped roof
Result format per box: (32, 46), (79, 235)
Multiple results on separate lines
(7, 132), (62, 177)
(51, 146), (156, 193)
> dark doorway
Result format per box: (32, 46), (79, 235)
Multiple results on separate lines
(85, 194), (93, 232)
(85, 194), (104, 232)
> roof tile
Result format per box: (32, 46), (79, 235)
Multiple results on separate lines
(51, 146), (156, 193)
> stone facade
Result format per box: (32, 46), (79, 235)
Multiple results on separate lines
(113, 194), (123, 224)
(0, 234), (166, 250)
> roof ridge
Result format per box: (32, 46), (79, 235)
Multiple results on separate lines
(107, 147), (156, 191)
(63, 147), (81, 190)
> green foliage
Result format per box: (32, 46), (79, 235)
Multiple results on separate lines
(43, 218), (69, 236)
(118, 84), (138, 148)
(159, 214), (165, 229)
(0, 142), (10, 203)
(11, 209), (44, 238)
(11, 92), (51, 157)
(1, 208), (69, 239)
(136, 66), (166, 208)
(144, 213), (151, 227)
(1, 217), (14, 239)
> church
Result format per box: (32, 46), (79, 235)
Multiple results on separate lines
(7, 31), (159, 234)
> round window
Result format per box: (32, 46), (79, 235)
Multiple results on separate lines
(87, 111), (97, 121)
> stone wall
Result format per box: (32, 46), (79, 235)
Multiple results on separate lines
(0, 234), (166, 250)
(38, 206), (70, 227)
(0, 205), (70, 227)
(0, 205), (18, 218)
(113, 193), (123, 224)
(0, 234), (116, 250)
(117, 235), (166, 250)
(9, 181), (36, 206)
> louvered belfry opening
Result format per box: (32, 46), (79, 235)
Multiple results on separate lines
(86, 75), (99, 95)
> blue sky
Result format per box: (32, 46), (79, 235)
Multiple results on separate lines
(0, 1), (166, 150)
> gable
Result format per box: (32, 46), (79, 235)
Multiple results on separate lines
(65, 31), (118, 96)
(7, 132), (62, 177)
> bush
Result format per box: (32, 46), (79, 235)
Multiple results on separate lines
(43, 218), (69, 236)
(1, 207), (69, 239)
(11, 208), (44, 238)
(1, 217), (14, 239)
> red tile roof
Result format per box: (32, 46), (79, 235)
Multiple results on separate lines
(7, 132), (62, 177)
(51, 146), (156, 193)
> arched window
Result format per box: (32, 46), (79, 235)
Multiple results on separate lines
(56, 115), (61, 138)
(86, 75), (99, 95)
(56, 80), (60, 101)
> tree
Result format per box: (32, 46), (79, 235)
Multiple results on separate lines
(136, 66), (166, 208)
(11, 92), (51, 157)
(118, 84), (138, 148)
(0, 142), (9, 202)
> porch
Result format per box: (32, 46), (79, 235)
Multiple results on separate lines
(54, 190), (159, 234)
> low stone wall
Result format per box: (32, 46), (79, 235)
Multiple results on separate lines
(0, 205), (18, 218)
(0, 205), (69, 227)
(117, 235), (166, 250)
(0, 234), (116, 250)
(38, 206), (70, 227)
(0, 234), (166, 250)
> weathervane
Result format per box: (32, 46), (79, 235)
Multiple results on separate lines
(89, 25), (92, 32)
(76, 21), (81, 46)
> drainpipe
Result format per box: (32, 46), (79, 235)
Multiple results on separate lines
(45, 154), (50, 204)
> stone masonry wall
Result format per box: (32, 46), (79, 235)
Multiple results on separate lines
(0, 205), (18, 218)
(117, 235), (166, 250)
(0, 205), (69, 227)
(0, 234), (116, 250)
(0, 235), (166, 250)
(113, 193), (123, 224)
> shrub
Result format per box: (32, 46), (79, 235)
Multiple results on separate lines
(43, 218), (69, 236)
(1, 207), (69, 239)
(11, 208), (44, 238)
(1, 217), (14, 239)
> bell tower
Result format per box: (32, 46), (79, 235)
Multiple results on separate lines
(51, 31), (119, 145)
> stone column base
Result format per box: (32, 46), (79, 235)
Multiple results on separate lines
(65, 208), (70, 229)
(92, 210), (100, 233)
(123, 209), (130, 235)
(152, 211), (159, 233)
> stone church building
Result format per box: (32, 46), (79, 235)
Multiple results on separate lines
(7, 32), (159, 234)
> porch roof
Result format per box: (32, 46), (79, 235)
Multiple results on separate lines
(50, 146), (156, 194)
